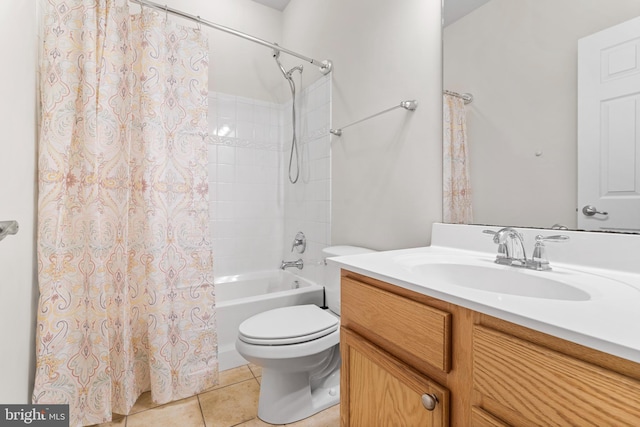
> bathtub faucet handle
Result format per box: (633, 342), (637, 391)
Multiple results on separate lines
(291, 231), (306, 254)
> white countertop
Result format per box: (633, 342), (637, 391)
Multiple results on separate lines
(330, 223), (640, 363)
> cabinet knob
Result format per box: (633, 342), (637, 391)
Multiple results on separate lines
(421, 393), (438, 411)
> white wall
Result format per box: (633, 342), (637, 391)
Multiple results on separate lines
(444, 0), (640, 229)
(283, 0), (443, 250)
(0, 0), (37, 403)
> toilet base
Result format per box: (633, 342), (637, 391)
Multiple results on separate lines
(257, 367), (340, 424)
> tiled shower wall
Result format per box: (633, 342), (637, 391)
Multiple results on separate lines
(208, 75), (331, 280)
(282, 75), (331, 286)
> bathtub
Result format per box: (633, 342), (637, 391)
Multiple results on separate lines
(216, 270), (324, 371)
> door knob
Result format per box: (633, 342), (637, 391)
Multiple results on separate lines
(421, 393), (438, 411)
(582, 205), (608, 217)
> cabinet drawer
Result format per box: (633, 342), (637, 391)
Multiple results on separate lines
(473, 326), (640, 426)
(341, 276), (451, 372)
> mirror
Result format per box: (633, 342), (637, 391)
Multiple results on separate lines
(443, 0), (640, 232)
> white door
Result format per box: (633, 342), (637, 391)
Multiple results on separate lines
(578, 16), (640, 232)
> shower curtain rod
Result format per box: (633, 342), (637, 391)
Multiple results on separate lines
(443, 90), (473, 104)
(130, 0), (333, 74)
(330, 100), (418, 137)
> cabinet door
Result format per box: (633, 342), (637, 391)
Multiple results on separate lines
(341, 328), (449, 427)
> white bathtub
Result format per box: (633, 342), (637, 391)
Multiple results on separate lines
(216, 270), (324, 371)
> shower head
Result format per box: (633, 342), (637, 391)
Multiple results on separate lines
(272, 47), (303, 81)
(286, 65), (303, 78)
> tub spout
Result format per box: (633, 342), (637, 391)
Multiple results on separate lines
(280, 259), (303, 270)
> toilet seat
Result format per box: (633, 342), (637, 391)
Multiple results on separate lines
(238, 305), (339, 346)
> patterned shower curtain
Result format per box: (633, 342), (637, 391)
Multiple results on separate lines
(33, 1), (217, 425)
(443, 93), (473, 224)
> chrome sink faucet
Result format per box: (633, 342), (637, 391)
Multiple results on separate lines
(280, 259), (303, 270)
(484, 228), (569, 271)
(484, 227), (527, 267)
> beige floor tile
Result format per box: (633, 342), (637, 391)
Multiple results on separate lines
(199, 378), (260, 427)
(126, 396), (204, 427)
(248, 363), (262, 378)
(207, 365), (255, 391)
(89, 413), (126, 427)
(236, 417), (283, 426)
(285, 404), (340, 427)
(129, 390), (163, 414)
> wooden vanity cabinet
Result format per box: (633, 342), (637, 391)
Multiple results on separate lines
(340, 273), (462, 426)
(340, 271), (640, 426)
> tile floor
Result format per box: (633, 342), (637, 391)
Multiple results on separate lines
(92, 364), (340, 427)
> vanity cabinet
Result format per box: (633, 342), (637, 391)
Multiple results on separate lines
(340, 271), (640, 426)
(340, 275), (453, 426)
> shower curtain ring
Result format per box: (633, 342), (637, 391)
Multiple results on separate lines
(164, 5), (168, 22)
(196, 16), (202, 31)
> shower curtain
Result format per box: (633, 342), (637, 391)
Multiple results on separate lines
(443, 93), (473, 224)
(33, 1), (217, 425)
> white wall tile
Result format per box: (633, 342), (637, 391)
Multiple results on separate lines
(217, 183), (234, 201)
(217, 145), (235, 165)
(255, 104), (270, 125)
(208, 81), (330, 279)
(237, 101), (254, 122)
(237, 121), (254, 141)
(217, 164), (235, 183)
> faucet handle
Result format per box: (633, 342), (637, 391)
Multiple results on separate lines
(530, 234), (569, 270)
(291, 231), (306, 253)
(483, 229), (507, 259)
(536, 234), (570, 243)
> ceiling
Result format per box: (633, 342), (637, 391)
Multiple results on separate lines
(251, 0), (490, 23)
(443, 0), (491, 26)
(251, 0), (291, 12)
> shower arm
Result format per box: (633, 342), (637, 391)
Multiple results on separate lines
(130, 0), (333, 75)
(273, 47), (302, 79)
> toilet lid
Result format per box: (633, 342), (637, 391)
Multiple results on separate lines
(238, 305), (339, 345)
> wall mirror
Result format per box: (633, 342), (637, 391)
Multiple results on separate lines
(443, 0), (640, 233)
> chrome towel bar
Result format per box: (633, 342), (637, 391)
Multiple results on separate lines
(330, 100), (418, 137)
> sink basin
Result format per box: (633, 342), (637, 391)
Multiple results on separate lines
(410, 263), (591, 301)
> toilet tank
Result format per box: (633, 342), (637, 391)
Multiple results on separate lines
(322, 245), (376, 315)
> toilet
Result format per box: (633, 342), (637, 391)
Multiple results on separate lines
(235, 245), (375, 424)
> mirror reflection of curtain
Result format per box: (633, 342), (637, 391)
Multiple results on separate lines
(443, 94), (473, 223)
(33, 2), (217, 425)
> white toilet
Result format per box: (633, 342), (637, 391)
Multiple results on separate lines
(235, 245), (375, 424)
